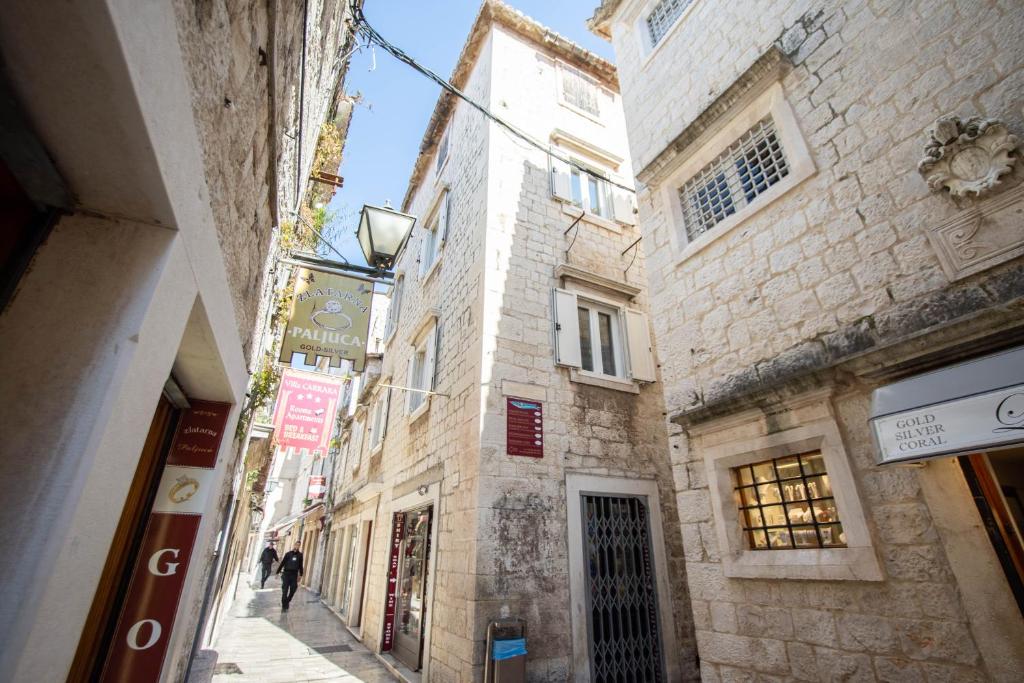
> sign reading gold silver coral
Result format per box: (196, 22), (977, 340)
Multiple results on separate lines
(872, 384), (1024, 465)
(279, 267), (373, 370)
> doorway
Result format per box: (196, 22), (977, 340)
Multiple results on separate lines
(67, 391), (181, 682)
(960, 446), (1024, 615)
(580, 493), (665, 683)
(392, 506), (432, 671)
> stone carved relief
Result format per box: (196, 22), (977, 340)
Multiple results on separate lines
(918, 116), (1018, 199)
(926, 185), (1024, 281)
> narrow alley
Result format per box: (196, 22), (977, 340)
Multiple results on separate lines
(191, 571), (397, 683)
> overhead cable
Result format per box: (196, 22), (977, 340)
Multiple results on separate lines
(349, 1), (637, 194)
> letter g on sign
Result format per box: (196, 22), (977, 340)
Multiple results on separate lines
(148, 548), (181, 577)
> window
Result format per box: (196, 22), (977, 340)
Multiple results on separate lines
(553, 288), (656, 385)
(679, 116), (789, 242)
(646, 0), (694, 46)
(384, 276), (403, 340)
(435, 126), (450, 173)
(406, 322), (438, 416)
(732, 451), (845, 550)
(551, 155), (635, 225)
(419, 191), (449, 278)
(559, 65), (600, 117)
(577, 302), (623, 378)
(369, 389), (390, 451)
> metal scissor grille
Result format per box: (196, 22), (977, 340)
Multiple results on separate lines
(582, 495), (664, 683)
(678, 116), (790, 242)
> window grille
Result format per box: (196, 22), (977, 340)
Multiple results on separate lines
(646, 0), (694, 46)
(678, 116), (789, 242)
(561, 66), (600, 117)
(732, 451), (846, 550)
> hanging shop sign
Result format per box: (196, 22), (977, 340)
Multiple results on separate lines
(271, 369), (345, 452)
(381, 512), (406, 652)
(873, 383), (1024, 464)
(507, 397), (543, 458)
(308, 475), (327, 500)
(279, 267), (373, 370)
(100, 400), (231, 683)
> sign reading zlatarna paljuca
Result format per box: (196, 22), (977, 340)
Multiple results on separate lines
(279, 267), (373, 371)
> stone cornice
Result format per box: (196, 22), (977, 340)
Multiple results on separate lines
(671, 264), (1024, 428)
(636, 47), (789, 187)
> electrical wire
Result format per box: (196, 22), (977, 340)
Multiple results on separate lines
(349, 1), (637, 195)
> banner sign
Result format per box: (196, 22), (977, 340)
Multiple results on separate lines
(873, 383), (1024, 464)
(271, 369), (345, 452)
(308, 475), (327, 500)
(381, 512), (406, 652)
(507, 398), (543, 458)
(279, 267), (373, 371)
(101, 400), (231, 683)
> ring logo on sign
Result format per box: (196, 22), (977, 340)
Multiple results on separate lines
(168, 475), (200, 504)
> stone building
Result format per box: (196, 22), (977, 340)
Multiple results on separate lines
(315, 1), (697, 680)
(590, 0), (1024, 681)
(0, 0), (356, 680)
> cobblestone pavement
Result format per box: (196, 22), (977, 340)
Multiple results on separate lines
(195, 572), (397, 683)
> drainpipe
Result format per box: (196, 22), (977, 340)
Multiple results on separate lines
(294, 0), (309, 213)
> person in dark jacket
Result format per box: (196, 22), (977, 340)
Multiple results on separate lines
(258, 542), (279, 588)
(276, 542), (304, 611)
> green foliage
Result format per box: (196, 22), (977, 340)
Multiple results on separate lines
(235, 354), (281, 440)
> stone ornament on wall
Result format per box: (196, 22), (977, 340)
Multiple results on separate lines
(926, 185), (1024, 281)
(918, 116), (1018, 199)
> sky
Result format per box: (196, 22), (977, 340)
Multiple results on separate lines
(323, 0), (614, 264)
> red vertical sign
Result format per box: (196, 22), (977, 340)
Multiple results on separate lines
(100, 400), (231, 683)
(381, 512), (406, 651)
(506, 397), (543, 457)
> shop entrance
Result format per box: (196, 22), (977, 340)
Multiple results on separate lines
(960, 446), (1024, 614)
(393, 506), (433, 671)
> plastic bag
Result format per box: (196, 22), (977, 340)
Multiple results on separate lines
(492, 637), (527, 661)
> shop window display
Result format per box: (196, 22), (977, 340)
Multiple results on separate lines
(732, 451), (846, 550)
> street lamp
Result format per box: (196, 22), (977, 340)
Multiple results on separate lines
(357, 202), (417, 271)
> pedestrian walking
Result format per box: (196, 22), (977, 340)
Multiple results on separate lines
(258, 542), (279, 588)
(276, 542), (304, 611)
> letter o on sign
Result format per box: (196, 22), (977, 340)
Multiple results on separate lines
(127, 619), (162, 651)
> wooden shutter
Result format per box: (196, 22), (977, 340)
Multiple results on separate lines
(438, 190), (450, 245)
(425, 323), (439, 391)
(553, 288), (582, 368)
(380, 387), (391, 438)
(550, 155), (573, 201)
(405, 355), (416, 414)
(624, 309), (656, 382)
(612, 189), (637, 225)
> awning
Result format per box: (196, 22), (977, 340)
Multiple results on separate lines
(870, 345), (1024, 464)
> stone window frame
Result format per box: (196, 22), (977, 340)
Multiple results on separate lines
(695, 392), (883, 581)
(660, 81), (815, 263)
(625, 0), (703, 67)
(555, 60), (604, 123)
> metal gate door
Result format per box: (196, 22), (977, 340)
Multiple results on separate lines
(581, 494), (664, 683)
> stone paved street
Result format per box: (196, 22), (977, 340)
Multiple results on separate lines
(193, 572), (397, 683)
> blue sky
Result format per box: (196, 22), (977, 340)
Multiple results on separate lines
(323, 0), (613, 264)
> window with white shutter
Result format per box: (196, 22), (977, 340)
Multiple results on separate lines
(420, 190), (449, 278)
(552, 289), (657, 385)
(384, 276), (403, 341)
(550, 153), (635, 226)
(406, 322), (437, 417)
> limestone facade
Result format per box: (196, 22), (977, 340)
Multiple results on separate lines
(591, 0), (1024, 680)
(0, 1), (355, 680)
(317, 2), (697, 680)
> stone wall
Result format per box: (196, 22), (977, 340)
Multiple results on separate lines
(472, 23), (697, 682)
(596, 0), (1024, 680)
(173, 0), (355, 365)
